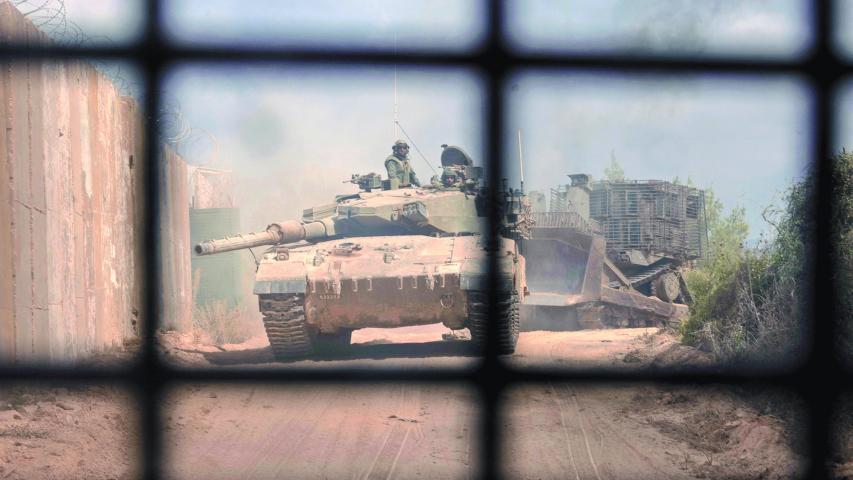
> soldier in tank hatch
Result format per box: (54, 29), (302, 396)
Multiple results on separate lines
(385, 139), (421, 187)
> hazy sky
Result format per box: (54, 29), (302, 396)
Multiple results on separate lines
(59, 0), (821, 57)
(49, 0), (846, 241)
(506, 0), (812, 57)
(165, 65), (484, 230)
(836, 82), (853, 154)
(837, 0), (853, 57)
(162, 0), (485, 51)
(506, 72), (812, 240)
(57, 0), (143, 44)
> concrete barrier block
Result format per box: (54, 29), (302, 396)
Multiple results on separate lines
(43, 61), (71, 211)
(32, 307), (49, 361)
(13, 202), (31, 310)
(0, 5), (193, 361)
(0, 307), (13, 362)
(0, 60), (14, 362)
(45, 211), (64, 305)
(73, 209), (89, 353)
(48, 303), (67, 361)
(9, 62), (30, 203)
(13, 304), (31, 361)
(31, 208), (47, 308)
(25, 36), (45, 213)
(0, 3), (26, 44)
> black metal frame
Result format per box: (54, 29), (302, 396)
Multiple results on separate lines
(0, 1), (844, 478)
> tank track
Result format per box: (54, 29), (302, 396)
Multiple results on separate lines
(467, 291), (520, 355)
(608, 261), (673, 290)
(258, 293), (315, 359)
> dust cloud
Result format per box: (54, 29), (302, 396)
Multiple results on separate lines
(165, 65), (484, 232)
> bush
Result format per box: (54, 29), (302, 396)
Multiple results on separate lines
(681, 246), (801, 363)
(191, 300), (262, 346)
(680, 166), (815, 364)
(834, 151), (853, 356)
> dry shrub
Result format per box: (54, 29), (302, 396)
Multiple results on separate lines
(191, 300), (262, 346)
(685, 259), (801, 364)
(682, 165), (814, 365)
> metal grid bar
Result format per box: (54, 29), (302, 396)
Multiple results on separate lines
(0, 0), (843, 478)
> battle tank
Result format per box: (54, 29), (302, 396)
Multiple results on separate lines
(195, 145), (528, 359)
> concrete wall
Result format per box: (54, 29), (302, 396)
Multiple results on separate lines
(189, 167), (235, 209)
(0, 2), (192, 362)
(161, 147), (192, 332)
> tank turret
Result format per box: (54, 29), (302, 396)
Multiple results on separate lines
(195, 145), (530, 256)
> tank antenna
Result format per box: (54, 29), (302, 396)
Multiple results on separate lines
(395, 120), (438, 174)
(390, 17), (436, 175)
(517, 129), (525, 194)
(393, 31), (399, 138)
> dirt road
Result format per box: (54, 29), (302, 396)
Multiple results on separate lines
(163, 381), (802, 480)
(1, 327), (804, 479)
(162, 325), (711, 372)
(158, 327), (801, 479)
(0, 386), (138, 480)
(503, 383), (802, 479)
(163, 383), (478, 479)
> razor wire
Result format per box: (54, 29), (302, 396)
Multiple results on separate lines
(11, 0), (140, 97)
(157, 99), (220, 165)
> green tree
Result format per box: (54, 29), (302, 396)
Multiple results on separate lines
(681, 181), (801, 362)
(681, 193), (751, 351)
(834, 151), (853, 357)
(604, 150), (625, 181)
(681, 151), (853, 362)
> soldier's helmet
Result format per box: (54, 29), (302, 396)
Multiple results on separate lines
(392, 139), (410, 155)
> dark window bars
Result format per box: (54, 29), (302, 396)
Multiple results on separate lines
(0, 0), (844, 478)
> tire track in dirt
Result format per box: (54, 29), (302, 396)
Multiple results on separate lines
(461, 401), (473, 480)
(209, 386), (327, 478)
(541, 341), (683, 479)
(566, 385), (602, 480)
(547, 341), (602, 479)
(550, 383), (581, 480)
(254, 389), (343, 478)
(575, 388), (689, 479)
(550, 383), (602, 480)
(361, 385), (422, 480)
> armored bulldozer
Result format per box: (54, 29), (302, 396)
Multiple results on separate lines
(588, 178), (706, 302)
(195, 145), (528, 358)
(520, 174), (706, 330)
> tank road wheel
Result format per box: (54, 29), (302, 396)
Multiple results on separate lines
(652, 272), (681, 303)
(467, 291), (520, 355)
(259, 293), (316, 359)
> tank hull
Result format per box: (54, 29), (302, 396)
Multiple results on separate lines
(253, 234), (523, 357)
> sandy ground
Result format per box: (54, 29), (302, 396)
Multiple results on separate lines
(510, 327), (714, 370)
(163, 383), (479, 479)
(159, 325), (713, 372)
(1, 326), (805, 479)
(503, 384), (803, 479)
(0, 386), (138, 480)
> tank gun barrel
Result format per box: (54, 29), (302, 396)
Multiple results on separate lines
(194, 220), (326, 256)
